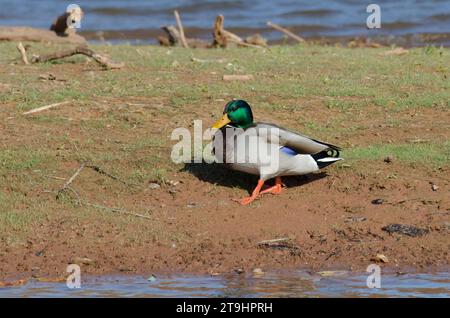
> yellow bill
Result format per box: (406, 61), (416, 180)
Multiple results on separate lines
(211, 114), (231, 129)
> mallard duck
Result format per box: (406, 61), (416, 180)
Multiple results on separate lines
(211, 100), (342, 205)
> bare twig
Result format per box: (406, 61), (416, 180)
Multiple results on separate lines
(86, 164), (136, 187)
(191, 57), (227, 63)
(85, 202), (152, 220)
(267, 21), (305, 43)
(22, 101), (71, 115)
(174, 10), (189, 48)
(57, 162), (86, 199)
(223, 74), (254, 81)
(257, 237), (290, 245)
(16, 42), (29, 65)
(31, 45), (124, 69)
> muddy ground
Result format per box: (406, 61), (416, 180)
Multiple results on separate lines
(0, 43), (449, 282)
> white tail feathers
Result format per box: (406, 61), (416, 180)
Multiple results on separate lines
(317, 157), (343, 163)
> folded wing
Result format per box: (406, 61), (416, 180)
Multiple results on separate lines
(254, 122), (341, 155)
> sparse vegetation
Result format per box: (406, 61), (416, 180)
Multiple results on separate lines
(0, 42), (449, 279)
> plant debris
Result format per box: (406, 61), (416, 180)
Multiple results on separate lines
(371, 254), (389, 263)
(257, 237), (301, 256)
(382, 224), (429, 237)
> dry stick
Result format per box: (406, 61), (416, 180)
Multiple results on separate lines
(191, 57), (227, 63)
(22, 101), (71, 115)
(85, 202), (152, 220)
(174, 10), (189, 48)
(223, 74), (254, 81)
(86, 164), (136, 187)
(267, 21), (305, 43)
(227, 38), (264, 49)
(56, 162), (86, 199)
(31, 45), (124, 69)
(257, 237), (290, 245)
(16, 42), (29, 64)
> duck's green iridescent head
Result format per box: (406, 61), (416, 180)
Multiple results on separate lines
(211, 100), (254, 129)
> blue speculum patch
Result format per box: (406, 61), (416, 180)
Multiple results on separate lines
(280, 146), (298, 156)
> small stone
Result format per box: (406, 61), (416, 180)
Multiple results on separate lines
(148, 183), (160, 190)
(431, 184), (439, 191)
(148, 275), (157, 282)
(186, 202), (197, 208)
(371, 198), (384, 205)
(234, 268), (245, 274)
(168, 180), (179, 186)
(384, 155), (395, 163)
(371, 254), (389, 263)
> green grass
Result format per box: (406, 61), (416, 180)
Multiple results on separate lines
(0, 42), (449, 243)
(0, 149), (51, 173)
(346, 142), (450, 167)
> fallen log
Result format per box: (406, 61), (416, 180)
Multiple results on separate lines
(0, 27), (86, 44)
(31, 45), (125, 69)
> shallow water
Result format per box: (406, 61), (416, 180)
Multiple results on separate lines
(1, 0), (450, 44)
(1, 271), (449, 298)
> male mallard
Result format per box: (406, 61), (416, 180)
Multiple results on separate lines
(211, 100), (342, 205)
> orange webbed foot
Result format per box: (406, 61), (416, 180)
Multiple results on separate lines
(239, 196), (258, 205)
(260, 177), (283, 195)
(235, 179), (264, 206)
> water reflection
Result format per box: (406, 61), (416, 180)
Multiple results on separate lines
(0, 271), (448, 298)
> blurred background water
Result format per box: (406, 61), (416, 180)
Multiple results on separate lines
(0, 271), (449, 298)
(0, 0), (450, 45)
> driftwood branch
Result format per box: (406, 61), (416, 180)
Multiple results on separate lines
(16, 42), (29, 65)
(159, 25), (181, 46)
(22, 101), (71, 115)
(213, 15), (242, 48)
(159, 26), (211, 48)
(174, 10), (189, 48)
(267, 21), (305, 43)
(213, 15), (264, 48)
(31, 45), (124, 69)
